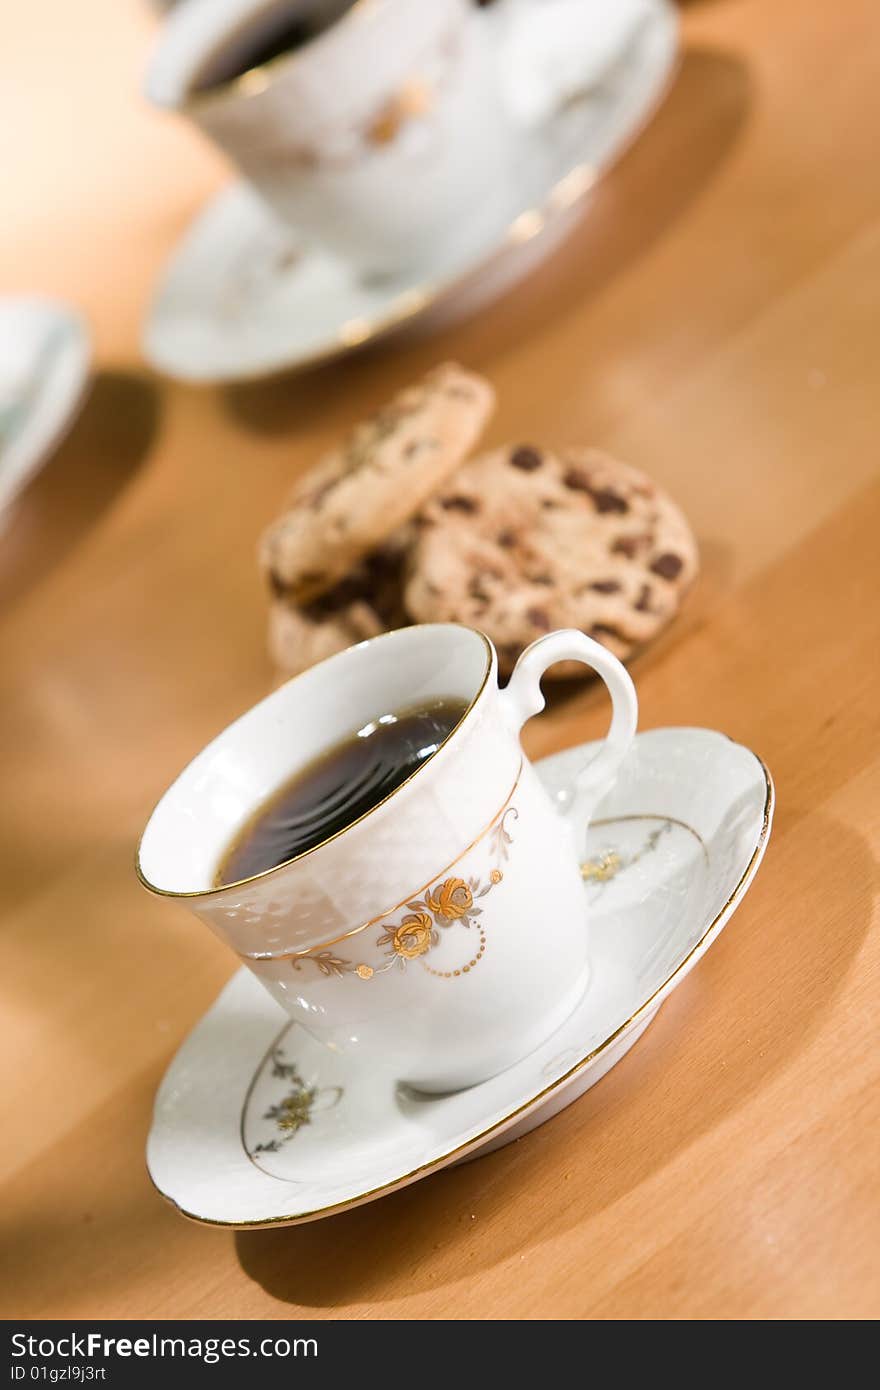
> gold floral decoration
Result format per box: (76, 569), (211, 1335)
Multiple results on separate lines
(581, 822), (675, 888)
(426, 877), (474, 920)
(381, 911), (436, 961)
(251, 1050), (316, 1155)
(291, 949), (352, 979)
(246, 1044), (343, 1163)
(289, 805), (518, 982)
(581, 851), (622, 883)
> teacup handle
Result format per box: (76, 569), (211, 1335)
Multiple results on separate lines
(498, 629), (638, 832)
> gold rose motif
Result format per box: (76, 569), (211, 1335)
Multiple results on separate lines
(581, 851), (622, 883)
(426, 878), (474, 920)
(288, 789), (523, 981)
(391, 911), (434, 960)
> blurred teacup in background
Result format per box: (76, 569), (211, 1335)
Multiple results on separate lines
(146, 0), (514, 278)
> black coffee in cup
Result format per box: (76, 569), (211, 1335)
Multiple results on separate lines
(190, 1), (358, 94)
(214, 696), (468, 886)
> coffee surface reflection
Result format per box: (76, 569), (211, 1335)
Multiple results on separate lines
(214, 696), (468, 886)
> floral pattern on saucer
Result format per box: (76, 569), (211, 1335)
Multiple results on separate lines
(240, 809), (708, 1183)
(148, 728), (773, 1225)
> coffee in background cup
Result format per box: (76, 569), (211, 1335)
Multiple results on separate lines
(147, 0), (515, 278)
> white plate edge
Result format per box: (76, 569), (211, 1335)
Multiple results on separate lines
(145, 728), (774, 1227)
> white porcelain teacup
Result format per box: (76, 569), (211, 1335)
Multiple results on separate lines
(138, 625), (637, 1092)
(146, 0), (514, 278)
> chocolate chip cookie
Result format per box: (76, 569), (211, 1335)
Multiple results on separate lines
(269, 537), (410, 678)
(405, 445), (698, 675)
(260, 362), (494, 604)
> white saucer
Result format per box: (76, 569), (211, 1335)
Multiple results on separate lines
(0, 296), (91, 519)
(147, 728), (773, 1228)
(144, 0), (678, 382)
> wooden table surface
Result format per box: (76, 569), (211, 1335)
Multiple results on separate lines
(1, 0), (878, 1320)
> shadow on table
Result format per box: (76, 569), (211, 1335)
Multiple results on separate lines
(0, 371), (159, 613)
(234, 809), (874, 1311)
(217, 46), (751, 438)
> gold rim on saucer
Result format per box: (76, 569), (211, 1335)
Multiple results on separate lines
(148, 749), (774, 1228)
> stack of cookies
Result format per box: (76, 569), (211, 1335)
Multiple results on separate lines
(260, 363), (698, 679)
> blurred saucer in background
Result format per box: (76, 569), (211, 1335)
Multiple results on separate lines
(143, 0), (678, 383)
(0, 297), (91, 522)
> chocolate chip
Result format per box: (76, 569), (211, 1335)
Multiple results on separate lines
(311, 573), (363, 612)
(364, 545), (403, 579)
(611, 533), (651, 558)
(589, 579), (621, 594)
(563, 467), (628, 513)
(468, 575), (492, 602)
(541, 499), (560, 510)
(311, 592), (345, 617)
(404, 440), (421, 458)
(440, 495), (478, 513)
(528, 574), (554, 586)
(591, 488), (629, 515)
(563, 466), (591, 493)
(527, 607), (551, 631)
(650, 552), (683, 580)
(497, 528), (518, 548)
(635, 584), (653, 612)
(510, 446), (543, 471)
